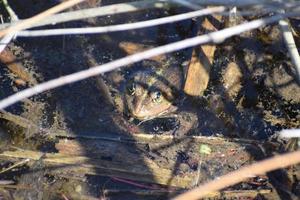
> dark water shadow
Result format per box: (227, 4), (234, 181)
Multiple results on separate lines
(232, 33), (299, 199)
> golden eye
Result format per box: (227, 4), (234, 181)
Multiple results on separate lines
(151, 91), (162, 103)
(127, 82), (136, 95)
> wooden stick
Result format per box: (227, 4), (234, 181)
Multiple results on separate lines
(184, 15), (222, 96)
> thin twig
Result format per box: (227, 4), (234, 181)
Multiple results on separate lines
(0, 1), (299, 31)
(0, 14), (294, 109)
(181, 0), (300, 18)
(0, 33), (14, 53)
(279, 19), (300, 80)
(0, 184), (32, 190)
(173, 150), (300, 200)
(2, 0), (19, 21)
(61, 194), (70, 200)
(170, 0), (292, 18)
(0, 0), (19, 53)
(16, 7), (225, 37)
(0, 0), (169, 30)
(187, 0), (295, 7)
(0, 0), (85, 37)
(0, 180), (14, 185)
(279, 129), (300, 138)
(0, 158), (30, 174)
(0, 0), (299, 30)
(171, 0), (202, 10)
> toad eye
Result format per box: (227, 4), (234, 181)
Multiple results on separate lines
(151, 91), (162, 103)
(127, 82), (136, 95)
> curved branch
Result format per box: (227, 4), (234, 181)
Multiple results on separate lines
(173, 150), (300, 200)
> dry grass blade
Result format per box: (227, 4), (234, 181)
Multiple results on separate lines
(173, 150), (300, 200)
(0, 159), (30, 174)
(0, 0), (85, 37)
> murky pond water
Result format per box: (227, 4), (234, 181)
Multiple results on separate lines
(0, 0), (299, 199)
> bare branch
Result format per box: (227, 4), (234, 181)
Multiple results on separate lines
(2, 0), (19, 21)
(279, 129), (300, 138)
(187, 0), (296, 7)
(0, 0), (85, 37)
(279, 19), (300, 80)
(16, 7), (226, 37)
(173, 150), (300, 200)
(0, 33), (15, 53)
(0, 0), (170, 30)
(1, 0), (299, 31)
(0, 14), (292, 109)
(171, 0), (202, 9)
(0, 0), (19, 53)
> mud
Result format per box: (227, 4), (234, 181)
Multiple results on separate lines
(0, 0), (299, 199)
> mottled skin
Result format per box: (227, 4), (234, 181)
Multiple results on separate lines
(119, 41), (183, 120)
(116, 41), (199, 136)
(125, 66), (183, 120)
